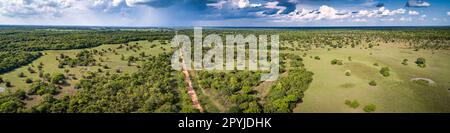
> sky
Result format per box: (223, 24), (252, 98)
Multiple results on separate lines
(0, 0), (449, 27)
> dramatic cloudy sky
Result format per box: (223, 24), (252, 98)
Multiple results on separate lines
(0, 0), (449, 26)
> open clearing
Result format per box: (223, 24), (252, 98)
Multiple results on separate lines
(292, 46), (450, 113)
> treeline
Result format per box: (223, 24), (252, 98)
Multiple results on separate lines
(0, 29), (173, 51)
(0, 51), (41, 74)
(278, 29), (450, 50)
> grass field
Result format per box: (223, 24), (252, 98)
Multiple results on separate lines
(292, 45), (450, 112)
(0, 40), (170, 105)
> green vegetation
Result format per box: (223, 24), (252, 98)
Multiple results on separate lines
(369, 80), (377, 86)
(363, 104), (377, 113)
(379, 67), (390, 77)
(401, 59), (408, 65)
(345, 100), (360, 109)
(264, 69), (313, 113)
(415, 57), (426, 68)
(345, 71), (351, 76)
(412, 79), (430, 86)
(0, 52), (41, 74)
(331, 59), (343, 65)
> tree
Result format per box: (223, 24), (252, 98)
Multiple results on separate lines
(5, 81), (12, 87)
(379, 67), (390, 77)
(345, 71), (351, 76)
(331, 59), (343, 65)
(401, 59), (408, 65)
(18, 72), (26, 78)
(25, 78), (33, 84)
(345, 100), (360, 109)
(415, 57), (426, 68)
(363, 104), (376, 113)
(314, 56), (320, 60)
(369, 80), (377, 86)
(51, 73), (65, 85)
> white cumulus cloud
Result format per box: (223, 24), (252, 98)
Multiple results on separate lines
(408, 10), (419, 15)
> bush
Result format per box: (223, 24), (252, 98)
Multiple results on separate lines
(363, 104), (376, 113)
(331, 59), (343, 65)
(345, 100), (360, 109)
(5, 81), (12, 87)
(51, 73), (65, 85)
(373, 63), (379, 66)
(0, 77), (3, 83)
(369, 80), (377, 86)
(18, 72), (26, 78)
(412, 79), (430, 86)
(345, 71), (351, 76)
(379, 67), (390, 77)
(415, 57), (426, 68)
(348, 56), (352, 61)
(25, 78), (33, 84)
(401, 59), (408, 65)
(314, 56), (320, 60)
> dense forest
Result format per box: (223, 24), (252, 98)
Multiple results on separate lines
(0, 51), (41, 74)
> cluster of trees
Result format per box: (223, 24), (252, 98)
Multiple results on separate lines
(57, 50), (96, 68)
(264, 69), (313, 113)
(0, 52), (42, 74)
(379, 67), (390, 77)
(197, 71), (262, 113)
(0, 89), (27, 113)
(331, 59), (343, 65)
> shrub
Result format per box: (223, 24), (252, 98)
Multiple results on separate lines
(369, 80), (377, 86)
(25, 78), (33, 84)
(5, 81), (12, 87)
(415, 57), (426, 68)
(331, 59), (343, 65)
(18, 72), (26, 78)
(51, 73), (65, 85)
(401, 59), (408, 65)
(348, 56), (352, 61)
(314, 56), (320, 60)
(373, 63), (379, 66)
(345, 71), (351, 76)
(379, 67), (390, 77)
(412, 79), (430, 86)
(0, 77), (3, 83)
(345, 100), (360, 109)
(363, 104), (376, 113)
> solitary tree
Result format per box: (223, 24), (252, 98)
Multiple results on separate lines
(379, 67), (390, 77)
(415, 57), (426, 68)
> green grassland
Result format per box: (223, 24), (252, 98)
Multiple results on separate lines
(0, 40), (170, 105)
(291, 45), (450, 112)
